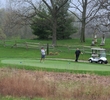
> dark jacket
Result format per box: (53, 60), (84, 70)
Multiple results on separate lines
(75, 50), (81, 56)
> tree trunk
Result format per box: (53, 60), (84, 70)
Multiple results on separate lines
(52, 18), (57, 46)
(80, 0), (87, 43)
(100, 33), (105, 46)
(80, 23), (85, 42)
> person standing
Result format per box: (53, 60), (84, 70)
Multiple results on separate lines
(40, 47), (46, 62)
(75, 48), (82, 62)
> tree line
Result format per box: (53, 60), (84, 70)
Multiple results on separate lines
(0, 0), (110, 46)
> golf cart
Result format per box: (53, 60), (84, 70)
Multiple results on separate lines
(88, 47), (108, 64)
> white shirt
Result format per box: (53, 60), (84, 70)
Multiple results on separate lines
(41, 49), (46, 55)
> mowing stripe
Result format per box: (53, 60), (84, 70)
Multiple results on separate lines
(1, 59), (110, 71)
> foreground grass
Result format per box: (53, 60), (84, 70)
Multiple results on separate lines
(0, 68), (110, 100)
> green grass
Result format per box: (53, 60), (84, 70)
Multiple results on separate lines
(0, 38), (110, 76)
(0, 95), (44, 100)
(1, 59), (110, 71)
(1, 58), (110, 76)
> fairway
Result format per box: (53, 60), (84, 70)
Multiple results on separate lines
(1, 59), (110, 71)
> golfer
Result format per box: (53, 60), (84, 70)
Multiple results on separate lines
(75, 48), (82, 62)
(40, 47), (46, 62)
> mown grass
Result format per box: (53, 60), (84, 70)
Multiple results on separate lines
(0, 38), (110, 73)
(1, 59), (110, 76)
(0, 38), (110, 59)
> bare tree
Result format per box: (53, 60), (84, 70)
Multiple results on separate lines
(43, 0), (69, 46)
(10, 0), (69, 46)
(69, 0), (101, 42)
(2, 0), (35, 39)
(94, 0), (110, 45)
(0, 8), (7, 39)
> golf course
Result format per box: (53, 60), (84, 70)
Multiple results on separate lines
(1, 58), (110, 71)
(1, 0), (110, 99)
(0, 39), (110, 100)
(0, 38), (110, 75)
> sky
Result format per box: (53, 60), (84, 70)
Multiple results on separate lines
(0, 0), (6, 8)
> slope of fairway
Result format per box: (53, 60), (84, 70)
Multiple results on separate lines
(1, 59), (110, 71)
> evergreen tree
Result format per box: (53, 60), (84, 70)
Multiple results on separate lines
(56, 0), (77, 39)
(31, 7), (52, 39)
(31, 0), (77, 40)
(31, 17), (52, 39)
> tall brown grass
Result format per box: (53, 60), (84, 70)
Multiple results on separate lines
(0, 68), (110, 100)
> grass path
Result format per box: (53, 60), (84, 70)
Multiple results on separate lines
(1, 58), (110, 71)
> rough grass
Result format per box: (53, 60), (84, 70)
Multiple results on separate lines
(0, 68), (110, 100)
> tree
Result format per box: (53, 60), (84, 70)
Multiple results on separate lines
(30, 3), (52, 39)
(100, 33), (105, 46)
(2, 0), (35, 39)
(31, 17), (52, 39)
(41, 0), (69, 45)
(10, 0), (69, 46)
(70, 0), (101, 42)
(0, 8), (8, 38)
(0, 28), (6, 39)
(56, 1), (77, 39)
(57, 14), (77, 39)
(31, 2), (76, 40)
(92, 0), (110, 45)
